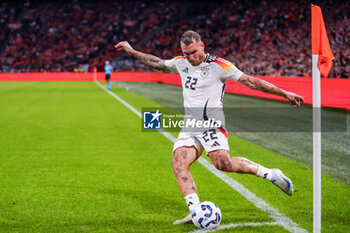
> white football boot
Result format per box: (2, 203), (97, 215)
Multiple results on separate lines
(271, 169), (294, 196)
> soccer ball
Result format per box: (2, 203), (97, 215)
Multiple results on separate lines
(191, 201), (222, 229)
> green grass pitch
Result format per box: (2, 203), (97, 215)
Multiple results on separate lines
(0, 81), (349, 232)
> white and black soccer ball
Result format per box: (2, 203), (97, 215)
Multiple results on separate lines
(191, 201), (222, 229)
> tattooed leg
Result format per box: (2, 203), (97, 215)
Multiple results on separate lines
(207, 150), (293, 196)
(208, 149), (258, 174)
(172, 146), (199, 196)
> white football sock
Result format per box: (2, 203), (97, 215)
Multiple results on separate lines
(185, 193), (200, 211)
(256, 165), (273, 181)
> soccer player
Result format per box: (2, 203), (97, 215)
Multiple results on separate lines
(104, 60), (113, 90)
(114, 30), (304, 224)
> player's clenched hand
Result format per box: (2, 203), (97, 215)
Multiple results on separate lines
(285, 92), (304, 107)
(114, 41), (133, 54)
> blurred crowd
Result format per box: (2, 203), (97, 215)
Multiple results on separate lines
(0, 0), (181, 72)
(0, 0), (349, 78)
(0, 3), (22, 53)
(140, 0), (350, 78)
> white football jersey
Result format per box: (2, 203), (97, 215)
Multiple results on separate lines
(165, 54), (243, 125)
(165, 54), (243, 109)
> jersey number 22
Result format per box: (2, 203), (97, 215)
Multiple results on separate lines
(185, 76), (198, 90)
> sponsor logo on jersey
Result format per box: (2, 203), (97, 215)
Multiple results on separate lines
(143, 109), (161, 129)
(181, 67), (189, 73)
(211, 141), (220, 147)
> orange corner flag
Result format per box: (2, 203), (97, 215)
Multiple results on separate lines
(311, 4), (335, 78)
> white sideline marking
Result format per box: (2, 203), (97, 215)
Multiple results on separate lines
(96, 81), (142, 118)
(189, 222), (279, 233)
(95, 81), (308, 233)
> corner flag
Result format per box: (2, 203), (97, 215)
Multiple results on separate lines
(311, 4), (334, 77)
(311, 4), (334, 233)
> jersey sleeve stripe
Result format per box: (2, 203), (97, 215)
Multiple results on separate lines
(217, 127), (228, 138)
(174, 56), (185, 61)
(213, 60), (234, 71)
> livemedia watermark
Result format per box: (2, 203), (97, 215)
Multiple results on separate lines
(141, 107), (347, 132)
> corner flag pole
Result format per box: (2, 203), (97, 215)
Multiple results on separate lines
(311, 4), (334, 233)
(312, 52), (321, 233)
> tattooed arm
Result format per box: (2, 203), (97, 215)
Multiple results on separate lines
(238, 74), (304, 107)
(114, 41), (167, 71)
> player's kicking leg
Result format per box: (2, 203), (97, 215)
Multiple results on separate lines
(208, 149), (294, 196)
(172, 146), (201, 224)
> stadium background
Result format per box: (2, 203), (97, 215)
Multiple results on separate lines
(0, 0), (349, 232)
(1, 0), (349, 78)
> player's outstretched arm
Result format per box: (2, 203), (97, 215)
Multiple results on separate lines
(114, 41), (167, 71)
(238, 74), (304, 107)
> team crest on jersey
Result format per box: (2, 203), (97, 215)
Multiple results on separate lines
(201, 67), (209, 78)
